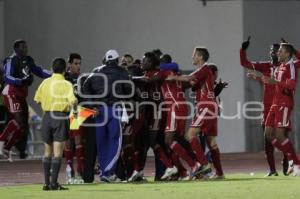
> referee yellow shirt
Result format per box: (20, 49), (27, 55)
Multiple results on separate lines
(34, 73), (77, 112)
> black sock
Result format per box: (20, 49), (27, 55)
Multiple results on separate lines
(51, 157), (62, 186)
(42, 157), (52, 185)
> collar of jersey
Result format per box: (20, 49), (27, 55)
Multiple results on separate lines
(52, 73), (65, 79)
(286, 58), (294, 65)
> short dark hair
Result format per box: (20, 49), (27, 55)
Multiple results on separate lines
(208, 64), (218, 75)
(68, 53), (82, 64)
(144, 52), (160, 67)
(133, 59), (141, 65)
(160, 54), (172, 64)
(152, 49), (163, 58)
(281, 43), (295, 58)
(13, 39), (26, 50)
(272, 43), (280, 50)
(52, 58), (66, 73)
(195, 47), (209, 62)
(123, 54), (134, 60)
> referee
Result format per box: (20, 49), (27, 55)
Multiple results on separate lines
(34, 58), (77, 190)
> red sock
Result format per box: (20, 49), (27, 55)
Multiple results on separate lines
(3, 120), (22, 150)
(170, 152), (187, 177)
(170, 141), (196, 167)
(272, 139), (300, 165)
(123, 145), (134, 161)
(0, 120), (20, 141)
(265, 138), (276, 172)
(64, 147), (73, 167)
(189, 137), (208, 165)
(123, 145), (140, 171)
(282, 153), (288, 163)
(281, 139), (300, 165)
(4, 128), (23, 150)
(133, 151), (140, 171)
(153, 145), (173, 168)
(209, 145), (223, 176)
(75, 144), (84, 173)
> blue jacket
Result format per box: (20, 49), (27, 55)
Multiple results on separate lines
(3, 54), (51, 86)
(82, 64), (132, 106)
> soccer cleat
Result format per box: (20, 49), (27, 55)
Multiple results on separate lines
(192, 163), (212, 177)
(264, 171), (279, 177)
(114, 177), (127, 183)
(42, 184), (51, 191)
(128, 170), (143, 182)
(161, 166), (178, 180)
(292, 165), (300, 177)
(100, 175), (117, 183)
(50, 183), (69, 190)
(178, 175), (191, 181)
(73, 178), (84, 184)
(209, 174), (225, 180)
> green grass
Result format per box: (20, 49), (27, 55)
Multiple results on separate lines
(1, 174), (299, 199)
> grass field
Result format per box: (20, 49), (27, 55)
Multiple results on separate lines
(1, 174), (299, 199)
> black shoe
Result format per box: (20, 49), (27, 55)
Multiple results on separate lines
(264, 171), (278, 177)
(193, 163), (212, 176)
(282, 159), (289, 176)
(42, 184), (51, 191)
(50, 183), (68, 191)
(19, 152), (28, 159)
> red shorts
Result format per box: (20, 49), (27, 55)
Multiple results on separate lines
(262, 104), (272, 126)
(265, 105), (292, 131)
(190, 103), (218, 136)
(3, 95), (25, 113)
(165, 110), (187, 135)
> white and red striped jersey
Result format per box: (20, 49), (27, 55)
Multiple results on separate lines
(273, 58), (300, 107)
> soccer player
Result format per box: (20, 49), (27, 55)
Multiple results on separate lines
(0, 40), (51, 158)
(139, 52), (178, 180)
(34, 58), (77, 190)
(139, 56), (203, 180)
(198, 64), (228, 165)
(240, 37), (288, 176)
(63, 53), (85, 181)
(118, 53), (146, 181)
(168, 47), (224, 179)
(262, 42), (300, 176)
(82, 49), (131, 182)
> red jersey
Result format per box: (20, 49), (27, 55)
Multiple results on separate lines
(144, 70), (162, 103)
(272, 58), (300, 107)
(189, 64), (216, 103)
(240, 49), (278, 106)
(155, 70), (188, 113)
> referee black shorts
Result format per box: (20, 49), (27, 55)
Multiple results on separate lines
(41, 111), (69, 144)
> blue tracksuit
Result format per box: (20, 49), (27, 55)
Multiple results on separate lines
(82, 63), (131, 178)
(96, 106), (122, 177)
